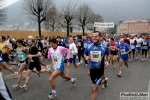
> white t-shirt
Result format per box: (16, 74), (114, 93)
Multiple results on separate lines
(136, 38), (142, 47)
(69, 43), (78, 55)
(130, 39), (136, 49)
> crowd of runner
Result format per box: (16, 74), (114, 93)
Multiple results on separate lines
(0, 32), (150, 100)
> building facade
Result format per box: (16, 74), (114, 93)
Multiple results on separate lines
(117, 20), (150, 35)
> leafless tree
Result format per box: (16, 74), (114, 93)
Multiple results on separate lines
(90, 13), (103, 24)
(0, 0), (6, 25)
(76, 3), (93, 35)
(44, 5), (62, 32)
(22, 0), (53, 38)
(61, 2), (76, 37)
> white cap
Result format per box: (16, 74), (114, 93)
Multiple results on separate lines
(28, 35), (33, 39)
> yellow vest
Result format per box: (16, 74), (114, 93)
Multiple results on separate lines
(0, 42), (8, 53)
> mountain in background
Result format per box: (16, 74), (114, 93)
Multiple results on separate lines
(1, 0), (150, 30)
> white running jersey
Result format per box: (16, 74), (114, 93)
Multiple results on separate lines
(69, 43), (78, 55)
(130, 39), (136, 49)
(50, 46), (64, 70)
(136, 38), (142, 47)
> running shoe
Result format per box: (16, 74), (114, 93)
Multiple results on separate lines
(117, 73), (122, 77)
(112, 66), (115, 69)
(22, 84), (27, 90)
(104, 78), (108, 88)
(48, 67), (52, 75)
(71, 78), (76, 87)
(37, 72), (40, 77)
(85, 64), (88, 67)
(48, 92), (56, 98)
(129, 59), (131, 61)
(12, 84), (21, 88)
(125, 64), (129, 68)
(101, 84), (105, 89)
(14, 72), (18, 79)
(141, 59), (144, 61)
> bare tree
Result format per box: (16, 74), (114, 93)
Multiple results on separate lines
(44, 5), (61, 31)
(90, 13), (103, 24)
(61, 2), (76, 37)
(76, 3), (93, 35)
(0, 0), (6, 25)
(22, 0), (53, 38)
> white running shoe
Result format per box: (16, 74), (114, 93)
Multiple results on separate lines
(48, 92), (56, 98)
(71, 78), (76, 87)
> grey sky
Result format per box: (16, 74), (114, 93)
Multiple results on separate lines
(55, 0), (150, 23)
(5, 0), (150, 25)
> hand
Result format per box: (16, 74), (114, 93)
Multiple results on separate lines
(28, 54), (33, 59)
(85, 56), (90, 61)
(123, 52), (128, 54)
(104, 62), (109, 69)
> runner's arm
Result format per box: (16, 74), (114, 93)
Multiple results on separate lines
(59, 46), (70, 59)
(5, 44), (13, 52)
(47, 48), (52, 60)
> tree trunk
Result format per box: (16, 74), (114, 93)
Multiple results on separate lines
(38, 19), (41, 38)
(82, 25), (85, 36)
(52, 21), (55, 31)
(67, 22), (70, 37)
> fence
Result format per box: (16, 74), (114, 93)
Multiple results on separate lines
(0, 30), (92, 39)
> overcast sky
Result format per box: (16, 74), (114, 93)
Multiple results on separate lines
(5, 0), (19, 7)
(4, 0), (150, 23)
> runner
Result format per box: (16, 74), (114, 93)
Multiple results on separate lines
(148, 37), (150, 58)
(0, 69), (12, 100)
(109, 38), (118, 69)
(67, 37), (83, 76)
(47, 38), (76, 99)
(12, 39), (29, 88)
(129, 35), (137, 60)
(83, 35), (91, 66)
(141, 38), (148, 61)
(84, 31), (109, 100)
(135, 35), (142, 59)
(116, 39), (131, 77)
(21, 39), (51, 90)
(0, 36), (18, 66)
(0, 38), (18, 79)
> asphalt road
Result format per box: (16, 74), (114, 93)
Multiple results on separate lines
(2, 56), (150, 100)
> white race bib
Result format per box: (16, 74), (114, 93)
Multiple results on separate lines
(78, 42), (81, 46)
(52, 56), (60, 64)
(84, 44), (87, 48)
(111, 46), (115, 50)
(90, 51), (101, 62)
(120, 49), (125, 54)
(18, 55), (24, 61)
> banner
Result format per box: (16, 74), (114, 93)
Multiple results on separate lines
(94, 22), (114, 28)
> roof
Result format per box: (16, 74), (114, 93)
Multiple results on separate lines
(122, 20), (149, 24)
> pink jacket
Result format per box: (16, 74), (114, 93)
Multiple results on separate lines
(47, 46), (70, 60)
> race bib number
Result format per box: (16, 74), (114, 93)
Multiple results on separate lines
(78, 42), (81, 46)
(18, 55), (24, 61)
(120, 49), (125, 54)
(52, 57), (59, 63)
(84, 44), (87, 48)
(111, 46), (115, 50)
(90, 51), (101, 62)
(70, 53), (73, 58)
